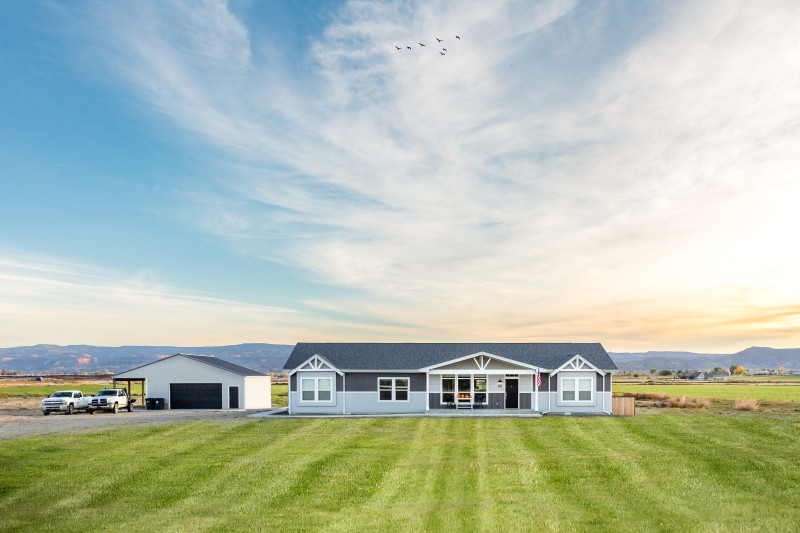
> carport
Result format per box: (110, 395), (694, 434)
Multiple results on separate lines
(111, 377), (146, 409)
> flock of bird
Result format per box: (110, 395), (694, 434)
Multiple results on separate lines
(395, 35), (460, 56)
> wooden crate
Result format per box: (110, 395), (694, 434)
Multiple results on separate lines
(612, 395), (636, 416)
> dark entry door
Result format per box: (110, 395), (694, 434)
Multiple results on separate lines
(170, 383), (222, 409)
(505, 378), (519, 409)
(229, 386), (239, 409)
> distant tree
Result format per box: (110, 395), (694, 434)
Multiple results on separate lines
(713, 367), (725, 373)
(733, 365), (747, 375)
(633, 373), (639, 378)
(729, 364), (739, 374)
(1, 369), (7, 376)
(658, 369), (673, 376)
(779, 367), (785, 374)
(649, 368), (657, 374)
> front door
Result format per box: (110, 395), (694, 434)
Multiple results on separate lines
(505, 378), (519, 409)
(229, 386), (239, 409)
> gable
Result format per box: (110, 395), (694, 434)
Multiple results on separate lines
(289, 354), (343, 376)
(551, 354), (605, 376)
(422, 352), (538, 373)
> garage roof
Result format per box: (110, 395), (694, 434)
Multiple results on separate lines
(115, 353), (267, 378)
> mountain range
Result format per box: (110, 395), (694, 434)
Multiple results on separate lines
(0, 343), (294, 375)
(609, 346), (800, 372)
(1, 344), (799, 375)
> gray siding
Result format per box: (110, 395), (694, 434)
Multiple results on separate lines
(345, 372), (426, 392)
(520, 392), (531, 409)
(488, 393), (504, 409)
(337, 374), (343, 392)
(429, 393), (442, 409)
(345, 392), (426, 414)
(290, 373), (296, 392)
(538, 373), (550, 392)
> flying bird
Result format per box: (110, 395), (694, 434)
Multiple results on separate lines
(442, 48), (447, 52)
(455, 35), (460, 39)
(440, 51), (445, 56)
(395, 46), (401, 50)
(436, 38), (443, 42)
(407, 46), (411, 50)
(419, 43), (426, 47)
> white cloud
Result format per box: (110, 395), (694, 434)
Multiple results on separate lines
(57, 0), (800, 350)
(0, 252), (304, 346)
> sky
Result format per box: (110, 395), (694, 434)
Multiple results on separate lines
(1, 0), (799, 353)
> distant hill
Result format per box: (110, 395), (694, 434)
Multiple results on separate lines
(3, 343), (798, 375)
(0, 343), (294, 375)
(609, 347), (800, 372)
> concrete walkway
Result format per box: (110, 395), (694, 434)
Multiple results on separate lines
(248, 408), (543, 419)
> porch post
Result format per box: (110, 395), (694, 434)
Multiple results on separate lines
(342, 373), (346, 415)
(425, 372), (429, 411)
(534, 369), (539, 412)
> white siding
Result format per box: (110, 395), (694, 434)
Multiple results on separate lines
(244, 376), (271, 409)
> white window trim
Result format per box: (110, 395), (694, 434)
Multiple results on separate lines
(439, 374), (489, 405)
(560, 376), (593, 403)
(377, 377), (411, 402)
(298, 377), (335, 404)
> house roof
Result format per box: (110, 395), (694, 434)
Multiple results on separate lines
(115, 353), (266, 378)
(283, 343), (617, 372)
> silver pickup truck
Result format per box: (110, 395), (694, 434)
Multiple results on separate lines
(41, 390), (90, 415)
(87, 389), (135, 414)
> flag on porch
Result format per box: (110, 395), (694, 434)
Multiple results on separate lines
(536, 369), (541, 388)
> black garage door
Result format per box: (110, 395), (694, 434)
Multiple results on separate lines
(170, 383), (222, 409)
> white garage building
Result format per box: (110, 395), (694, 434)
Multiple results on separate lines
(114, 353), (271, 410)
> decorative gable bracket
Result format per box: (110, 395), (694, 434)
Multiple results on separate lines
(289, 354), (343, 376)
(550, 354), (605, 376)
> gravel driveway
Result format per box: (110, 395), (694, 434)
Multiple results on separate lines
(0, 403), (265, 441)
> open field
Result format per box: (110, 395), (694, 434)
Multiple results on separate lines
(271, 383), (287, 408)
(0, 383), (111, 399)
(614, 383), (800, 402)
(2, 413), (799, 532)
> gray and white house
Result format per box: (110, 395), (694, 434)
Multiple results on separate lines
(284, 343), (617, 415)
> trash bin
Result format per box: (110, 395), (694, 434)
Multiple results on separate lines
(146, 398), (165, 410)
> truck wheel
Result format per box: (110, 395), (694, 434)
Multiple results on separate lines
(67, 404), (73, 415)
(88, 409), (95, 415)
(126, 402), (132, 412)
(43, 411), (50, 416)
(112, 402), (118, 414)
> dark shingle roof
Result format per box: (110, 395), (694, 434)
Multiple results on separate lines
(115, 353), (266, 377)
(284, 343), (617, 372)
(179, 354), (266, 376)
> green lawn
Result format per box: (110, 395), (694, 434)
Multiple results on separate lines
(614, 383), (800, 402)
(1, 414), (799, 532)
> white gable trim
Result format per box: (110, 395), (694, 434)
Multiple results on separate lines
(288, 354), (344, 376)
(550, 354), (605, 376)
(418, 351), (539, 372)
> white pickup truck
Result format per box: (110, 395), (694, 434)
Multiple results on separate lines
(41, 390), (90, 415)
(87, 389), (134, 414)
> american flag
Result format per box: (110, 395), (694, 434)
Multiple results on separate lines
(536, 369), (541, 388)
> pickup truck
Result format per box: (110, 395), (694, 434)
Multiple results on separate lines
(41, 390), (90, 415)
(87, 389), (135, 414)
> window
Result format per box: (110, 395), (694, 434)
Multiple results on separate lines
(440, 374), (487, 405)
(378, 378), (410, 401)
(300, 377), (334, 402)
(441, 375), (455, 404)
(562, 377), (593, 402)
